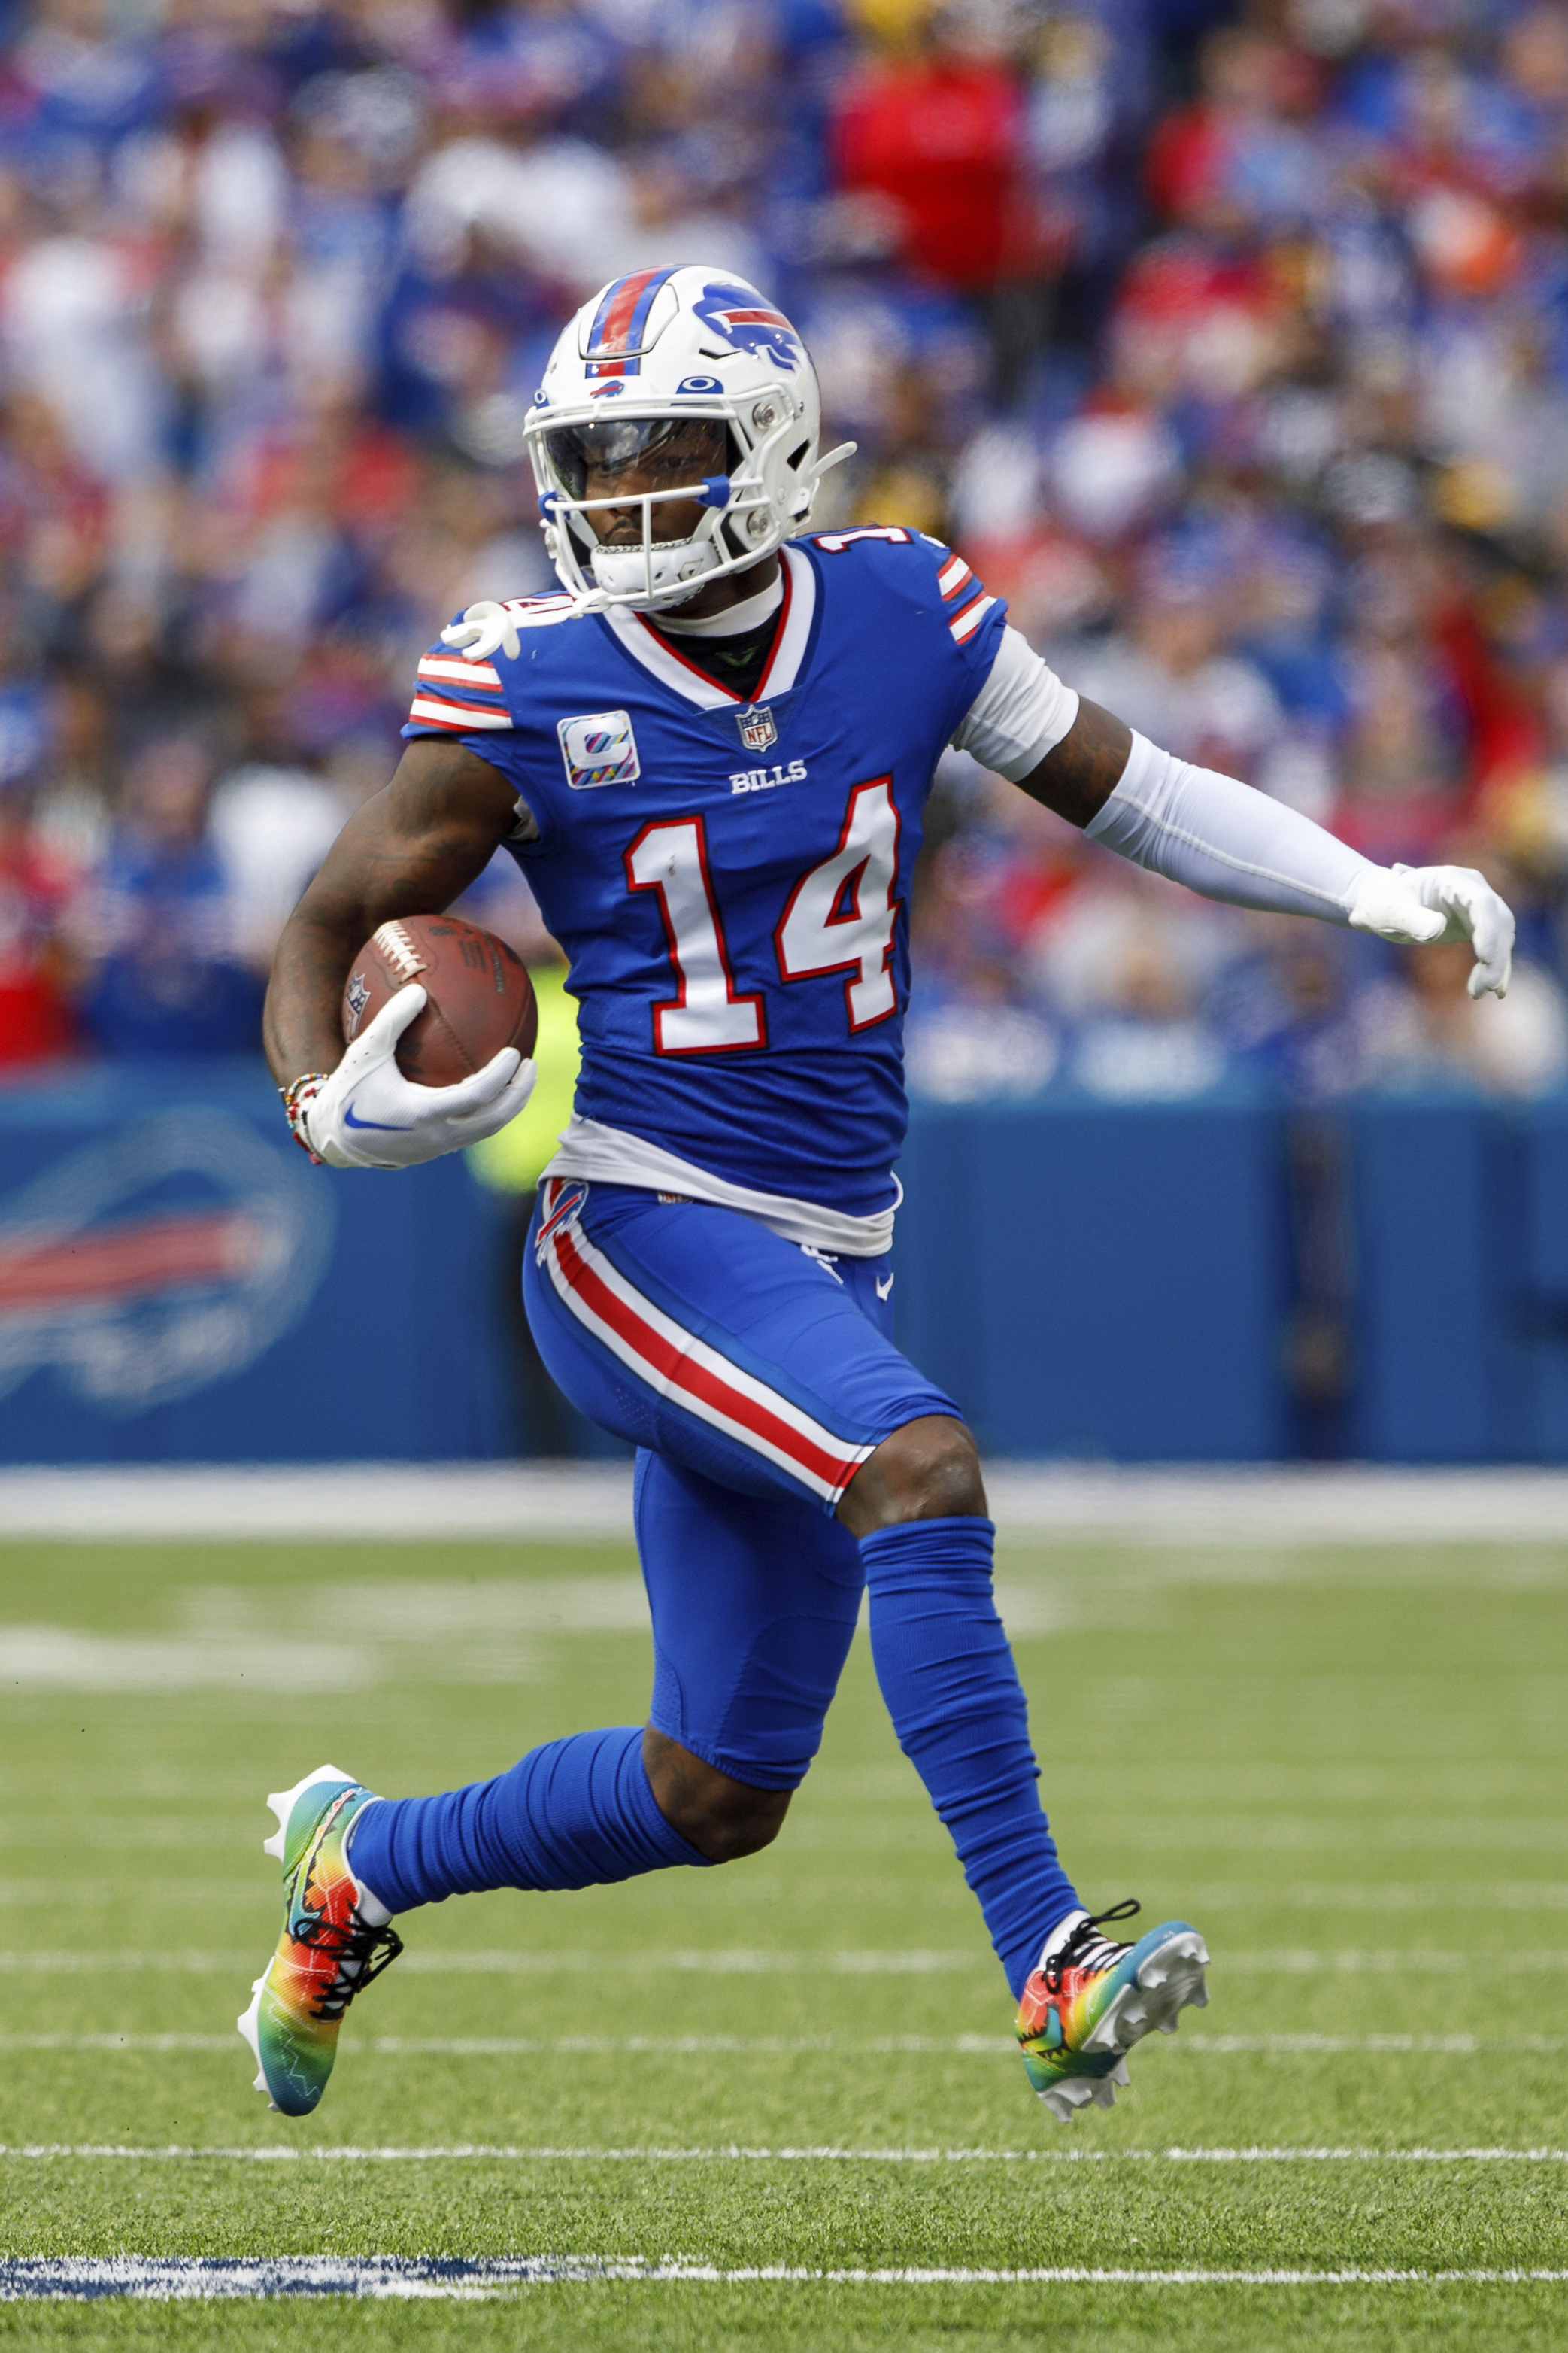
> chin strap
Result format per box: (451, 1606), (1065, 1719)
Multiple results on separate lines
(441, 600), (521, 663)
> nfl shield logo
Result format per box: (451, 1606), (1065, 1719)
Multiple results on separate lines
(736, 706), (777, 754)
(344, 970), (370, 1039)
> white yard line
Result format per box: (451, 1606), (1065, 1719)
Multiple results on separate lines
(0, 1947), (986, 1975)
(4, 1947), (1566, 1974)
(5, 1462), (1568, 1544)
(2, 2254), (1568, 2300)
(6, 2145), (1568, 2164)
(2, 2031), (1560, 2057)
(0, 1465), (636, 1543)
(1187, 1883), (1568, 1910)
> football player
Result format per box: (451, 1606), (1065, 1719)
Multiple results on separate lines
(247, 266), (1513, 2123)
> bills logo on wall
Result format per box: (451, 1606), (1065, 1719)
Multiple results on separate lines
(0, 1111), (334, 1414)
(558, 710), (641, 789)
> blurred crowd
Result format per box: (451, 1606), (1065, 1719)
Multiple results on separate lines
(3, 0), (1568, 1101)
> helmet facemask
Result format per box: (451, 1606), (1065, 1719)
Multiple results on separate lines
(529, 389), (822, 613)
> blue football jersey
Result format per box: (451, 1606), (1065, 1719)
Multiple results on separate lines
(403, 529), (1007, 1213)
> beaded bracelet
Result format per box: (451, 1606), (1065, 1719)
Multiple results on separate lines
(280, 1073), (330, 1164)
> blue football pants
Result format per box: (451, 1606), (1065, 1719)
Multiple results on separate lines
(528, 1179), (954, 1785)
(350, 1181), (1080, 1994)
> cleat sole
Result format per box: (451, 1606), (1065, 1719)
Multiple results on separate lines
(1039, 2056), (1128, 2121)
(235, 1981), (278, 2107)
(1024, 1921), (1210, 2119)
(1102, 1931), (1209, 2057)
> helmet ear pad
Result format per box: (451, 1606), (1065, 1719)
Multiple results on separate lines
(715, 424), (749, 560)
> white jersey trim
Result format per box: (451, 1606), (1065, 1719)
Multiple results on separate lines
(605, 608), (733, 708)
(762, 545), (816, 697)
(601, 546), (817, 711)
(541, 1115), (898, 1256)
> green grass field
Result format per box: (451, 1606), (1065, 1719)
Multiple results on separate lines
(4, 1527), (1568, 2348)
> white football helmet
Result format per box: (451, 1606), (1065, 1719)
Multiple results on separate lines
(522, 263), (854, 614)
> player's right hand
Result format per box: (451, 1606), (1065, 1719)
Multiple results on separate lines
(304, 985), (537, 1170)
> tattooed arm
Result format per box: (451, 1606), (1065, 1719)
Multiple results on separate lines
(263, 741), (526, 1086)
(1011, 698), (1133, 829)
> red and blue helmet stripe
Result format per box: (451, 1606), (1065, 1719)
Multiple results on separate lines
(582, 266), (682, 379)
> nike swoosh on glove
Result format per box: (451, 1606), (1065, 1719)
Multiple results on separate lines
(305, 985), (536, 1170)
(440, 600), (522, 665)
(1346, 863), (1515, 999)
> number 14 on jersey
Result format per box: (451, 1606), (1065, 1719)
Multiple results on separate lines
(625, 778), (902, 1055)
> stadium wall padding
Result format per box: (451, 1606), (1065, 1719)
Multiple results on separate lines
(0, 1061), (522, 1464)
(5, 1058), (1568, 1463)
(891, 1087), (1289, 1462)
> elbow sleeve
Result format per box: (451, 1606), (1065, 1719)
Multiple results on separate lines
(1085, 733), (1375, 923)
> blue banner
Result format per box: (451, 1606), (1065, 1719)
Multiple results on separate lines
(7, 1061), (1568, 1463)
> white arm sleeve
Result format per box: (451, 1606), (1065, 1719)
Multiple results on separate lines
(1087, 730), (1375, 922)
(950, 625), (1080, 781)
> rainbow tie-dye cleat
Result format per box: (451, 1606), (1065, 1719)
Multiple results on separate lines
(237, 1763), (402, 2118)
(1016, 1899), (1209, 2121)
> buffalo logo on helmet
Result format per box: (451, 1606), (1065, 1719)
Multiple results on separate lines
(692, 283), (803, 374)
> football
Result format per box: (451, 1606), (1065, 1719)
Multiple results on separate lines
(342, 915), (538, 1087)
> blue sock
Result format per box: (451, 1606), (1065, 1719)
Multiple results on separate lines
(346, 1726), (710, 1913)
(860, 1517), (1079, 1999)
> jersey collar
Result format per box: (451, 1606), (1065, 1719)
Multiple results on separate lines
(601, 543), (817, 711)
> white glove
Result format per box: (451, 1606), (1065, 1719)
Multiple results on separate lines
(1346, 862), (1515, 1000)
(440, 600), (521, 665)
(299, 985), (536, 1170)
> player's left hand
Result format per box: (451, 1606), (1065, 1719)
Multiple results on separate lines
(440, 600), (520, 665)
(304, 985), (537, 1170)
(1347, 863), (1514, 999)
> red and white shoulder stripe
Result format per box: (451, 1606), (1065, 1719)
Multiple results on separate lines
(407, 649), (511, 734)
(417, 654), (504, 691)
(408, 693), (514, 733)
(935, 549), (996, 646)
(404, 592), (586, 734)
